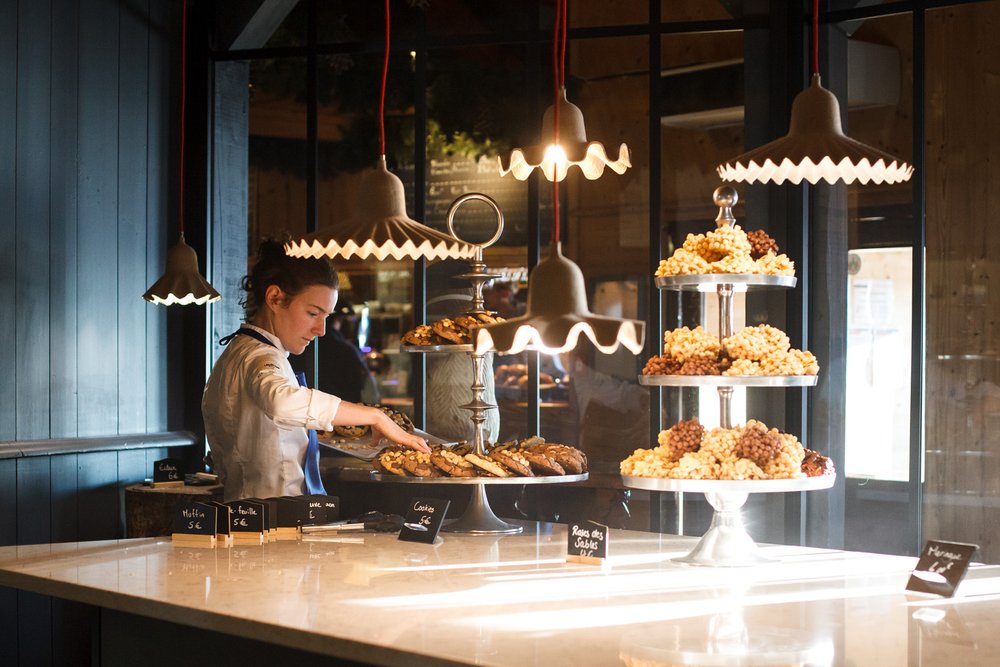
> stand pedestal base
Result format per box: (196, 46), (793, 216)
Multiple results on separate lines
(443, 484), (523, 535)
(673, 491), (771, 567)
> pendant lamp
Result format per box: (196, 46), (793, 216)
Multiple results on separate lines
(284, 0), (475, 262)
(497, 0), (630, 182)
(475, 0), (644, 357)
(716, 0), (913, 186)
(144, 0), (220, 306)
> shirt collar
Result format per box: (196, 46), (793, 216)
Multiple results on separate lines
(243, 323), (289, 357)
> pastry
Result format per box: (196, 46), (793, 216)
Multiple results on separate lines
(450, 441), (472, 456)
(431, 449), (478, 477)
(334, 424), (370, 438)
(465, 453), (509, 477)
(490, 450), (533, 477)
(376, 449), (409, 476)
(401, 324), (435, 346)
(536, 444), (585, 474)
(402, 451), (440, 477)
(432, 318), (470, 344)
(475, 312), (504, 325)
(376, 404), (414, 432)
(453, 314), (483, 333)
(801, 448), (835, 477)
(517, 448), (565, 476)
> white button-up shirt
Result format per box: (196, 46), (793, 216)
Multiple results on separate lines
(202, 324), (341, 501)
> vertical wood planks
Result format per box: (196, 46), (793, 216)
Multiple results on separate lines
(77, 0), (121, 437)
(0, 0), (17, 440)
(50, 453), (80, 543)
(117, 448), (148, 537)
(50, 0), (81, 439)
(0, 460), (15, 665)
(119, 0), (150, 435)
(77, 451), (120, 542)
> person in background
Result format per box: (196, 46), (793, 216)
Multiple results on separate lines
(202, 239), (428, 502)
(317, 301), (380, 404)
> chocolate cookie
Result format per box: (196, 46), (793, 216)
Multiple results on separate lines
(431, 449), (477, 477)
(334, 424), (370, 438)
(536, 444), (585, 474)
(432, 318), (470, 344)
(402, 451), (440, 477)
(401, 324), (435, 346)
(517, 448), (565, 476)
(376, 449), (409, 476)
(490, 450), (533, 477)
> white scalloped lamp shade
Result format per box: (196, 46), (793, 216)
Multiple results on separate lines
(499, 88), (631, 182)
(717, 74), (914, 186)
(285, 157), (477, 261)
(474, 242), (644, 356)
(143, 233), (221, 306)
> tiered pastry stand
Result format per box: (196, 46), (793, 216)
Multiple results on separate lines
(395, 193), (587, 535)
(624, 187), (834, 566)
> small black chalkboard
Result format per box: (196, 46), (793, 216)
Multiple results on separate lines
(204, 501), (231, 537)
(153, 458), (184, 485)
(302, 495), (339, 525)
(567, 520), (609, 564)
(227, 500), (265, 535)
(398, 498), (449, 544)
(906, 540), (978, 597)
(172, 502), (218, 546)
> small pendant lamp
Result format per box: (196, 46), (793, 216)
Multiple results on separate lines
(497, 0), (630, 182)
(716, 0), (913, 186)
(144, 0), (220, 306)
(285, 0), (475, 262)
(476, 0), (644, 357)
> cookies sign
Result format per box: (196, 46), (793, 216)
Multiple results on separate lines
(399, 498), (450, 544)
(567, 520), (609, 564)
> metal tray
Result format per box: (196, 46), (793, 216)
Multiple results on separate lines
(370, 472), (588, 485)
(317, 428), (456, 461)
(620, 474), (835, 494)
(654, 274), (796, 292)
(638, 374), (818, 387)
(400, 343), (474, 353)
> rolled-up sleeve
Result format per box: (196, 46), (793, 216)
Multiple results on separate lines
(245, 352), (341, 430)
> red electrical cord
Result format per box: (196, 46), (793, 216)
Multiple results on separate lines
(551, 0), (568, 245)
(812, 0), (819, 76)
(179, 0), (187, 235)
(379, 0), (390, 158)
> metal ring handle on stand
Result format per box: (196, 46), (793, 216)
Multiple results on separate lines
(446, 193), (505, 262)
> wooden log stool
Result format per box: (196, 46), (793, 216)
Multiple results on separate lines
(125, 483), (224, 537)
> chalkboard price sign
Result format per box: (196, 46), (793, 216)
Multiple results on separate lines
(171, 502), (218, 547)
(302, 495), (339, 525)
(227, 500), (266, 544)
(907, 540), (978, 597)
(153, 458), (185, 487)
(398, 498), (449, 544)
(567, 520), (609, 565)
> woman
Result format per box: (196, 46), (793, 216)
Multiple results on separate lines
(203, 240), (428, 501)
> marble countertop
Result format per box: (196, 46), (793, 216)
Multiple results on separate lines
(2, 525), (1000, 666)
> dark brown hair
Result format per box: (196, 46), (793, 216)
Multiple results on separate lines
(241, 238), (339, 321)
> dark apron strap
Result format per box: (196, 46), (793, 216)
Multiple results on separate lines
(220, 327), (277, 348)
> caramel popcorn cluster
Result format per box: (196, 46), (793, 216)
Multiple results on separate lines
(655, 226), (794, 277)
(644, 324), (818, 377)
(620, 417), (808, 481)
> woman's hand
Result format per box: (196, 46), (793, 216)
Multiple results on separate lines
(371, 410), (430, 453)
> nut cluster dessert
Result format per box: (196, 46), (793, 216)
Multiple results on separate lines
(620, 417), (834, 481)
(374, 436), (588, 478)
(655, 226), (794, 277)
(401, 312), (505, 346)
(642, 324), (819, 377)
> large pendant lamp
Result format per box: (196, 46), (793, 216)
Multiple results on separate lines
(497, 0), (630, 182)
(716, 0), (913, 186)
(476, 0), (644, 357)
(144, 0), (220, 306)
(285, 0), (475, 262)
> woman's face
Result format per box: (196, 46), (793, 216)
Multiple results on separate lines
(267, 284), (338, 355)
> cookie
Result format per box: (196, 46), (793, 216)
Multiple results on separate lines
(401, 324), (435, 346)
(475, 312), (503, 325)
(454, 314), (483, 333)
(376, 404), (414, 433)
(402, 451), (440, 477)
(334, 424), (370, 438)
(431, 449), (478, 477)
(490, 438), (520, 454)
(519, 435), (546, 449)
(450, 441), (472, 456)
(536, 444), (585, 474)
(490, 450), (533, 477)
(376, 449), (409, 476)
(465, 453), (509, 477)
(516, 448), (565, 476)
(432, 318), (470, 344)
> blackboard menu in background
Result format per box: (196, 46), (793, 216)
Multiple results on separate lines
(567, 520), (609, 564)
(399, 498), (450, 544)
(398, 155), (546, 247)
(907, 540), (978, 597)
(153, 458), (184, 484)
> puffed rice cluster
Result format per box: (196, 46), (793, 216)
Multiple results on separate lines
(620, 418), (806, 480)
(644, 324), (818, 376)
(655, 225), (794, 277)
